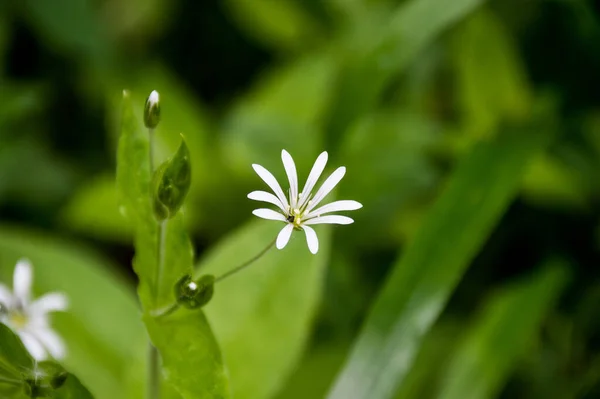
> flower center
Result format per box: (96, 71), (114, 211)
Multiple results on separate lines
(287, 208), (304, 228)
(8, 310), (28, 329)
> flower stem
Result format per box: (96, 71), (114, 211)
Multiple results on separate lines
(213, 238), (277, 283)
(155, 220), (167, 302)
(148, 128), (155, 173)
(0, 375), (21, 386)
(148, 345), (160, 399)
(148, 126), (162, 399)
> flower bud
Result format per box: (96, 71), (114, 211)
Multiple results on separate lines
(174, 274), (215, 309)
(24, 361), (68, 397)
(151, 138), (191, 221)
(144, 90), (161, 129)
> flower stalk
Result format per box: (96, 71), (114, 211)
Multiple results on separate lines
(145, 90), (162, 399)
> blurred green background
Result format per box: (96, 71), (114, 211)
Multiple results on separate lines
(1, 0), (600, 398)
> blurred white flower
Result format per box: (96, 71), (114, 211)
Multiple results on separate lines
(0, 259), (68, 361)
(248, 150), (362, 254)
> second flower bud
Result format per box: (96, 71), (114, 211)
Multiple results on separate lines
(152, 138), (191, 220)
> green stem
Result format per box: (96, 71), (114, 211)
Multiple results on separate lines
(0, 369), (20, 385)
(155, 220), (167, 302)
(148, 345), (160, 399)
(214, 238), (277, 283)
(148, 126), (162, 399)
(148, 128), (155, 173)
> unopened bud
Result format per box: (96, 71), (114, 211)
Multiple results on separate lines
(151, 138), (191, 220)
(174, 274), (215, 309)
(144, 90), (161, 129)
(24, 362), (68, 398)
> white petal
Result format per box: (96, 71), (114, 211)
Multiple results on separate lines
(281, 150), (298, 208)
(276, 224), (294, 249)
(18, 331), (47, 361)
(306, 200), (362, 218)
(252, 164), (289, 209)
(298, 152), (328, 208)
(30, 293), (68, 316)
(302, 226), (319, 254)
(33, 328), (66, 359)
(304, 215), (354, 225)
(306, 167), (346, 212)
(247, 191), (287, 213)
(13, 259), (33, 303)
(252, 208), (287, 222)
(0, 284), (14, 307)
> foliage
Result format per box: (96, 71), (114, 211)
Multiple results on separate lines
(2, 0), (600, 398)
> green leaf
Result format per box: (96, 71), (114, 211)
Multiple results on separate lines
(223, 0), (320, 51)
(327, 0), (486, 137)
(435, 263), (569, 399)
(327, 125), (553, 399)
(0, 323), (34, 379)
(116, 90), (157, 306)
(0, 227), (146, 399)
(144, 312), (229, 399)
(200, 221), (331, 399)
(152, 139), (192, 221)
(116, 92), (229, 398)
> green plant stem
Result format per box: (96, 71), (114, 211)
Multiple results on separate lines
(149, 345), (160, 399)
(214, 238), (277, 283)
(0, 375), (20, 385)
(148, 126), (162, 399)
(155, 220), (167, 301)
(148, 128), (155, 172)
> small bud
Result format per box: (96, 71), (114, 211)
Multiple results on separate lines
(24, 362), (68, 398)
(144, 90), (161, 129)
(151, 138), (191, 220)
(174, 274), (215, 309)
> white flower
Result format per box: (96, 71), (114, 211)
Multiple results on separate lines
(0, 259), (68, 361)
(248, 150), (362, 254)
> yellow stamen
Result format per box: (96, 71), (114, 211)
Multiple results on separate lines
(9, 312), (28, 329)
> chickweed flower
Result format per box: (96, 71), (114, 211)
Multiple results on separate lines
(248, 150), (362, 254)
(0, 259), (68, 361)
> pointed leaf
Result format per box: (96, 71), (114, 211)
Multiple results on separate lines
(0, 323), (34, 379)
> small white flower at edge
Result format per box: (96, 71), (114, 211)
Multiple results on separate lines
(248, 150), (362, 254)
(0, 259), (68, 361)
